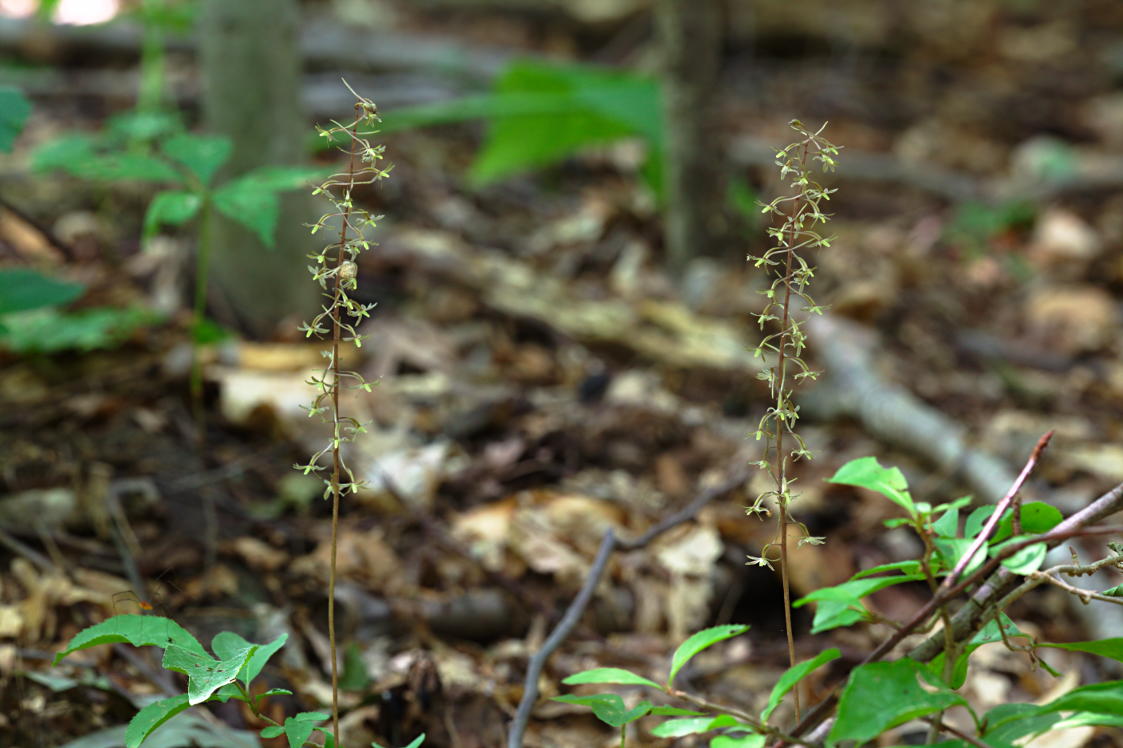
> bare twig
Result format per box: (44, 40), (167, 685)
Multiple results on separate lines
(507, 530), (616, 748)
(508, 460), (751, 746)
(941, 431), (1053, 592)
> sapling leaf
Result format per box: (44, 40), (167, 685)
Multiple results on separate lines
(992, 538), (1046, 574)
(933, 537), (986, 576)
(1040, 638), (1123, 664)
(238, 164), (333, 191)
(668, 625), (749, 688)
(53, 615), (207, 665)
(992, 502), (1063, 543)
(851, 560), (922, 579)
(761, 648), (840, 722)
(162, 133), (231, 186)
(0, 269), (83, 315)
(710, 734), (765, 748)
(264, 711), (329, 748)
(211, 630), (287, 689)
(931, 504), (960, 538)
(828, 457), (915, 516)
(144, 190), (202, 239)
(552, 694), (653, 727)
(124, 693), (191, 748)
(0, 86), (31, 152)
(162, 640), (256, 705)
(807, 598), (868, 634)
(927, 614), (1023, 689)
(831, 659), (966, 744)
(650, 714), (739, 738)
(212, 178), (280, 247)
(562, 667), (661, 689)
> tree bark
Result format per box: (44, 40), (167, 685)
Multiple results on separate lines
(655, 0), (728, 276)
(198, 0), (317, 338)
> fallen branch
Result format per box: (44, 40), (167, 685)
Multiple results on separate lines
(506, 459), (752, 747)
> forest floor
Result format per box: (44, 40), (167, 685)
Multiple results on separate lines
(2, 2), (1123, 747)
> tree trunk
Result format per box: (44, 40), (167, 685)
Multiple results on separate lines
(198, 0), (317, 338)
(655, 0), (728, 277)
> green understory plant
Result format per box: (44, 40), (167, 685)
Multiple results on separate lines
(50, 88), (419, 748)
(32, 115), (326, 400)
(1, 90), (157, 352)
(559, 451), (1123, 746)
(559, 123), (1123, 747)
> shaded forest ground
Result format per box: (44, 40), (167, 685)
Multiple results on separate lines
(2, 1), (1123, 746)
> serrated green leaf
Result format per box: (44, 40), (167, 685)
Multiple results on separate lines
(124, 693), (191, 748)
(0, 86), (31, 152)
(162, 640), (256, 705)
(0, 269), (84, 315)
(211, 630), (287, 689)
(828, 457), (915, 516)
(761, 649), (839, 722)
(162, 133), (231, 186)
(668, 625), (749, 688)
(831, 660), (966, 744)
(562, 667), (660, 689)
(53, 615), (206, 665)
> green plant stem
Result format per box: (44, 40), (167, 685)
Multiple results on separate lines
(326, 102), (363, 747)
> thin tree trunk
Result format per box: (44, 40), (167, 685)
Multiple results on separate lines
(198, 0), (317, 337)
(655, 0), (728, 277)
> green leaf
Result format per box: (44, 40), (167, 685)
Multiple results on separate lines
(31, 134), (98, 172)
(212, 177), (280, 247)
(927, 614), (1023, 689)
(238, 164), (332, 192)
(1040, 638), (1123, 665)
(162, 640), (257, 705)
(851, 560), (922, 579)
(807, 598), (868, 634)
(161, 133), (231, 186)
(710, 735), (765, 748)
(668, 624), (749, 688)
(828, 457), (915, 515)
(211, 630), (287, 689)
(993, 502), (1063, 543)
(552, 693), (652, 728)
(144, 190), (202, 239)
(0, 269), (84, 315)
(761, 649), (840, 722)
(649, 714), (732, 738)
(469, 60), (661, 185)
(993, 539), (1046, 574)
(1, 307), (156, 353)
(933, 537), (986, 576)
(562, 667), (661, 689)
(831, 660), (966, 744)
(401, 735), (426, 748)
(105, 110), (183, 144)
(271, 711), (328, 748)
(88, 153), (184, 183)
(795, 575), (920, 606)
(53, 615), (207, 665)
(931, 504), (960, 538)
(124, 693), (191, 748)
(0, 86), (31, 152)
